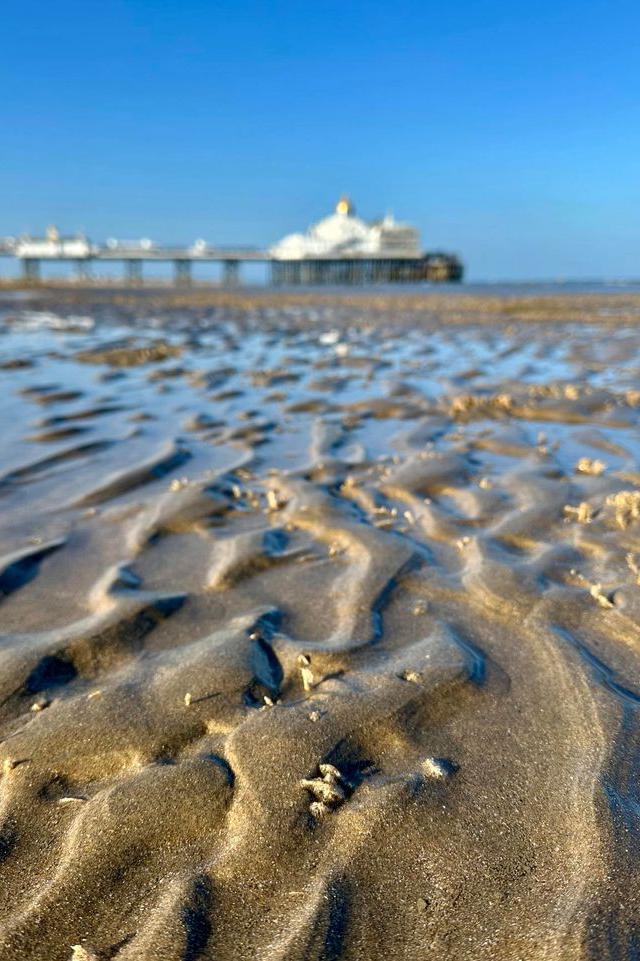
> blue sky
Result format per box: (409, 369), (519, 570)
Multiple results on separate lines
(2, 0), (639, 280)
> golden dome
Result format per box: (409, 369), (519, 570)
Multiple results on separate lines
(336, 196), (354, 216)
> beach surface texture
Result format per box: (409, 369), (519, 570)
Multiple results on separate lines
(0, 287), (639, 960)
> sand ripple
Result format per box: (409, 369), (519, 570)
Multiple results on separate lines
(0, 292), (639, 958)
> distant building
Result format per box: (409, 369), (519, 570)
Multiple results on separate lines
(15, 226), (93, 260)
(270, 197), (421, 260)
(270, 198), (463, 284)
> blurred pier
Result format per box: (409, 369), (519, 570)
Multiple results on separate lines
(0, 227), (463, 286)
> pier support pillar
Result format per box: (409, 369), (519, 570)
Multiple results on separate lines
(23, 259), (41, 283)
(222, 260), (240, 287)
(174, 260), (192, 287)
(74, 259), (91, 282)
(125, 260), (143, 285)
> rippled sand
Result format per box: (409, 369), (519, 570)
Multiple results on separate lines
(0, 289), (639, 960)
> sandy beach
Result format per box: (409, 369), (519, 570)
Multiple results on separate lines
(0, 286), (639, 960)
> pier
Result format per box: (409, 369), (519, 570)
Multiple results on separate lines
(0, 234), (269, 287)
(0, 220), (463, 286)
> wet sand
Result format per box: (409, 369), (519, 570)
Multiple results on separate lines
(0, 288), (639, 959)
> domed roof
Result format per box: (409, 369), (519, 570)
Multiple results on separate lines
(336, 196), (355, 216)
(270, 199), (422, 260)
(310, 207), (370, 246)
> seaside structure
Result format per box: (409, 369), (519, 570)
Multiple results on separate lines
(270, 198), (463, 284)
(1, 231), (262, 286)
(13, 226), (95, 281)
(0, 201), (463, 285)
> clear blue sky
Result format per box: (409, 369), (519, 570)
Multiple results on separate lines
(2, 0), (639, 280)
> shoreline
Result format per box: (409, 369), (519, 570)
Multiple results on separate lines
(3, 283), (640, 328)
